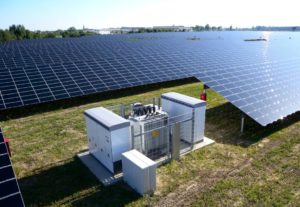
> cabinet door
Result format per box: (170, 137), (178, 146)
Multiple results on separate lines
(98, 131), (112, 162)
(88, 135), (97, 154)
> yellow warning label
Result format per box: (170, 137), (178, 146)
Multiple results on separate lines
(151, 130), (159, 138)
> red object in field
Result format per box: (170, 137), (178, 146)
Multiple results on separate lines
(200, 91), (207, 101)
(4, 138), (11, 157)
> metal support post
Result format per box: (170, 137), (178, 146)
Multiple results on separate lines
(158, 97), (161, 110)
(171, 123), (180, 160)
(241, 114), (245, 133)
(131, 125), (135, 149)
(120, 104), (125, 117)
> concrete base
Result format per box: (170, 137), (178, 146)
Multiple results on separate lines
(77, 151), (123, 186)
(183, 136), (215, 155)
(78, 137), (215, 187)
(178, 137), (215, 156)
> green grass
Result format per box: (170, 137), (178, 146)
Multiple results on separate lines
(0, 80), (299, 207)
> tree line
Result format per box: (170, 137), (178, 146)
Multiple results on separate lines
(0, 25), (96, 43)
(127, 28), (188, 33)
(125, 24), (223, 33)
(193, 24), (222, 31)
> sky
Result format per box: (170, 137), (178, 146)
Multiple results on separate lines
(0, 0), (299, 31)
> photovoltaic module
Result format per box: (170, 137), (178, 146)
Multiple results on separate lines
(0, 128), (25, 206)
(0, 32), (299, 126)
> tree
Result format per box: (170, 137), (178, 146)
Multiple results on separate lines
(62, 27), (80, 37)
(44, 32), (56, 38)
(205, 24), (210, 31)
(33, 31), (42, 39)
(68, 27), (77, 32)
(9, 24), (26, 40)
(193, 25), (205, 31)
(229, 25), (233, 31)
(0, 30), (15, 43)
(25, 30), (33, 39)
(0, 25), (96, 43)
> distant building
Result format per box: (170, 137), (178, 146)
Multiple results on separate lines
(98, 29), (112, 35)
(82, 27), (101, 34)
(254, 26), (300, 31)
(95, 26), (194, 35)
(109, 27), (148, 34)
(153, 25), (193, 32)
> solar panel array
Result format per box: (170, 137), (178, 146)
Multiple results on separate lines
(0, 32), (300, 126)
(0, 128), (25, 206)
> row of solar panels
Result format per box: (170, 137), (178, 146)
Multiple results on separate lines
(0, 32), (300, 126)
(0, 44), (263, 69)
(0, 128), (25, 206)
(1, 32), (298, 69)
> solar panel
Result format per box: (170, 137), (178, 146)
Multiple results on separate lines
(193, 58), (300, 126)
(0, 32), (300, 126)
(0, 128), (25, 206)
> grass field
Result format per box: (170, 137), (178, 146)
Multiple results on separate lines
(0, 80), (299, 207)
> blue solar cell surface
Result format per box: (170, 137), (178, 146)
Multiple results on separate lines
(0, 31), (300, 126)
(0, 128), (25, 206)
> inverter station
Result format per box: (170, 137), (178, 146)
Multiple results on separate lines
(1, 32), (300, 196)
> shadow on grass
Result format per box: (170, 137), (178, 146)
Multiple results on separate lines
(0, 77), (198, 122)
(19, 157), (140, 207)
(206, 101), (300, 147)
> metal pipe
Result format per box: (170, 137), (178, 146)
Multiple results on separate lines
(191, 109), (195, 149)
(241, 115), (245, 133)
(158, 97), (161, 110)
(131, 125), (135, 149)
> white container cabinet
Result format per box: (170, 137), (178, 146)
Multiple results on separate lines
(84, 107), (130, 174)
(161, 92), (206, 143)
(122, 150), (156, 195)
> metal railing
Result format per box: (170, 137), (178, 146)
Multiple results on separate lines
(130, 112), (195, 165)
(106, 97), (161, 118)
(107, 98), (196, 165)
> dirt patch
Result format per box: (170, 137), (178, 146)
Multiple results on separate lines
(292, 144), (300, 154)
